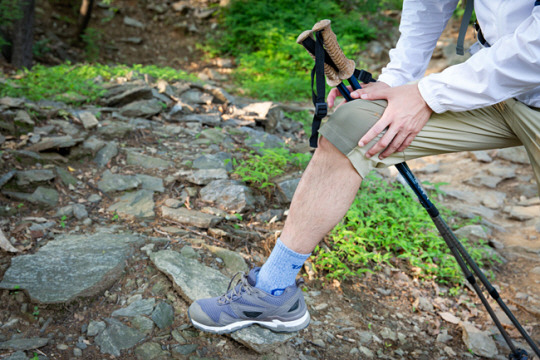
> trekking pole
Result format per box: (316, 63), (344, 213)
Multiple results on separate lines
(298, 20), (540, 360)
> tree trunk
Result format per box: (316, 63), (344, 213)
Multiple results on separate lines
(77, 0), (94, 41)
(10, 0), (35, 69)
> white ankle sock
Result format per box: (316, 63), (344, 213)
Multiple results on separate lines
(255, 238), (311, 296)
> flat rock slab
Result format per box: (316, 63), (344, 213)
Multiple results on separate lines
(120, 99), (162, 118)
(136, 174), (164, 192)
(506, 205), (540, 221)
(126, 151), (173, 169)
(105, 85), (153, 107)
(0, 337), (49, 351)
(112, 298), (156, 317)
(151, 302), (174, 329)
(161, 206), (221, 228)
(460, 322), (498, 358)
(98, 170), (141, 193)
(199, 179), (255, 212)
(16, 169), (55, 186)
(150, 250), (295, 353)
(186, 168), (228, 185)
(0, 231), (143, 303)
(150, 250), (228, 301)
(26, 135), (81, 152)
(3, 187), (59, 207)
(203, 244), (248, 275)
(94, 142), (118, 167)
(108, 189), (155, 219)
(496, 146), (530, 164)
(95, 318), (145, 356)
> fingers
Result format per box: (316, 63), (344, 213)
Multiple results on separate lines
(327, 88), (341, 108)
(397, 134), (416, 153)
(379, 132), (409, 159)
(328, 85), (356, 108)
(358, 115), (389, 149)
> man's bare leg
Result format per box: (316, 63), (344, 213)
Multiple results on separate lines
(280, 136), (363, 254)
(254, 136), (363, 294)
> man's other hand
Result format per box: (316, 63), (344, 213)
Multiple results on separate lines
(356, 83), (432, 160)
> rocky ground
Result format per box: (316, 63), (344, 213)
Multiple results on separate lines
(1, 2), (540, 360)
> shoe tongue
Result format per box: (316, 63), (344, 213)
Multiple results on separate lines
(247, 267), (261, 287)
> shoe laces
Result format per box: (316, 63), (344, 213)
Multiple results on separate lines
(217, 271), (255, 305)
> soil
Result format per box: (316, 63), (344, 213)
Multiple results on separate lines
(0, 2), (539, 360)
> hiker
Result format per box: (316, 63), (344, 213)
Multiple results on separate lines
(188, 0), (540, 334)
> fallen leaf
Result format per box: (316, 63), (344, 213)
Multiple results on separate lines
(0, 229), (20, 253)
(439, 311), (460, 324)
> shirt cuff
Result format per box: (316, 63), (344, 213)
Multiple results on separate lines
(377, 73), (400, 88)
(418, 78), (446, 114)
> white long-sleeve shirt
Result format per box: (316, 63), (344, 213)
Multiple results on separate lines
(377, 0), (540, 113)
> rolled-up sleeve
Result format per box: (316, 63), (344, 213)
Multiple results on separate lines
(418, 7), (540, 113)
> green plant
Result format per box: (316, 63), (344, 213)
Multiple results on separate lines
(233, 145), (311, 191)
(32, 38), (51, 58)
(32, 306), (39, 319)
(112, 212), (119, 221)
(0, 63), (199, 104)
(60, 215), (67, 228)
(101, 6), (119, 24)
(30, 353), (39, 360)
(81, 27), (103, 62)
(313, 174), (499, 285)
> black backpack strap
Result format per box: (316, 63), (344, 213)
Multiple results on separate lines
(354, 69), (376, 84)
(309, 30), (328, 148)
(474, 22), (490, 47)
(456, 0), (474, 55)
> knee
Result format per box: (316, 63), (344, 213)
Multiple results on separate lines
(329, 100), (383, 138)
(316, 136), (349, 164)
(317, 135), (340, 153)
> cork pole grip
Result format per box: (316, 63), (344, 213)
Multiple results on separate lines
(312, 19), (356, 80)
(296, 30), (341, 87)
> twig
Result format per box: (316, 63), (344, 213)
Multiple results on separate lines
(162, 218), (232, 249)
(335, 334), (356, 343)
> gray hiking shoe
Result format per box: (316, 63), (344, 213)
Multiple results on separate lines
(188, 267), (310, 334)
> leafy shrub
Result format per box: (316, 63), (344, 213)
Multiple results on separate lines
(81, 28), (103, 62)
(202, 0), (400, 101)
(0, 0), (23, 47)
(314, 174), (497, 285)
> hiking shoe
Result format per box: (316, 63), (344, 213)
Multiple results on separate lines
(188, 267), (310, 334)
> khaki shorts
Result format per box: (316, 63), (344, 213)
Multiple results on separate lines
(319, 98), (540, 193)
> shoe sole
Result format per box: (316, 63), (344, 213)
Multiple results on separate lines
(189, 310), (311, 335)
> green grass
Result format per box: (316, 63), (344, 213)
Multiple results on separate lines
(0, 62), (200, 104)
(201, 0), (401, 101)
(313, 174), (498, 285)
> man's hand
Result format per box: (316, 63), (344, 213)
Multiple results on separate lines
(354, 83), (432, 160)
